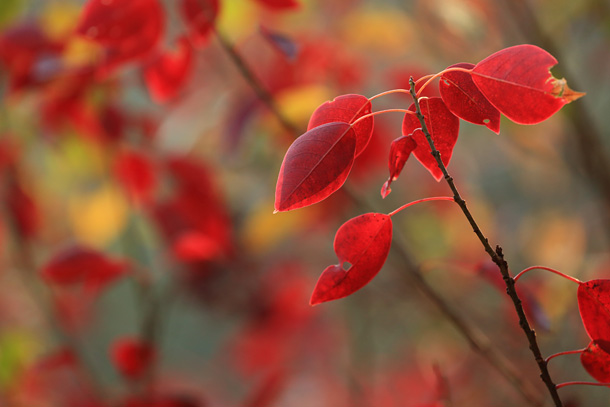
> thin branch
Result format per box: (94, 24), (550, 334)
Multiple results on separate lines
(213, 28), (544, 407)
(408, 77), (563, 407)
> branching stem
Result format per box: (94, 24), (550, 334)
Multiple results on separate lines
(513, 266), (582, 284)
(388, 196), (455, 217)
(408, 77), (564, 407)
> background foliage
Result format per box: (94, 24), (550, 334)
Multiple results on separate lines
(1, 0), (610, 406)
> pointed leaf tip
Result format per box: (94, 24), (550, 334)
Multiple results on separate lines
(275, 122), (356, 212)
(310, 213), (393, 304)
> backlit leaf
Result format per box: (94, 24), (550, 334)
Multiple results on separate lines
(307, 94), (374, 157)
(471, 44), (584, 124)
(275, 122), (356, 212)
(439, 63), (500, 134)
(381, 133), (417, 198)
(143, 36), (193, 103)
(581, 341), (610, 383)
(578, 279), (610, 351)
(310, 213), (393, 305)
(402, 97), (459, 181)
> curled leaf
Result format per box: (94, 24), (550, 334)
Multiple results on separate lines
(310, 213), (393, 305)
(381, 134), (417, 198)
(471, 44), (584, 124)
(439, 63), (500, 134)
(275, 122), (356, 212)
(402, 97), (459, 181)
(307, 94), (374, 157)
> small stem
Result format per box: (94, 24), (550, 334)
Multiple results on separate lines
(388, 196), (455, 217)
(415, 67), (473, 97)
(545, 349), (585, 364)
(351, 108), (414, 126)
(513, 266), (582, 284)
(556, 382), (610, 390)
(368, 88), (412, 102)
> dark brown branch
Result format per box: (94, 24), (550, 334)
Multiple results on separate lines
(213, 27), (544, 406)
(408, 78), (563, 407)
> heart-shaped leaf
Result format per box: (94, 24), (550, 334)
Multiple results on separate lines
(310, 213), (393, 305)
(143, 36), (193, 103)
(307, 94), (374, 157)
(471, 44), (584, 124)
(402, 97), (459, 181)
(581, 341), (610, 383)
(275, 122), (356, 212)
(381, 133), (418, 198)
(439, 63), (500, 134)
(578, 279), (610, 351)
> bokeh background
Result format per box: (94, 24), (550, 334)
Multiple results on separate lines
(0, 0), (609, 406)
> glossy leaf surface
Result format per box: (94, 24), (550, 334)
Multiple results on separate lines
(310, 213), (393, 305)
(439, 63), (500, 134)
(402, 98), (459, 181)
(578, 279), (610, 351)
(381, 134), (417, 198)
(143, 36), (193, 103)
(581, 341), (610, 383)
(471, 44), (584, 124)
(180, 0), (219, 46)
(275, 122), (356, 212)
(307, 94), (374, 157)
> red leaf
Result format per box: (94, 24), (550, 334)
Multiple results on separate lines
(310, 213), (393, 305)
(307, 94), (374, 157)
(381, 134), (417, 198)
(274, 122), (356, 212)
(180, 0), (219, 46)
(111, 337), (156, 380)
(143, 36), (193, 103)
(76, 0), (164, 70)
(6, 180), (39, 240)
(41, 246), (128, 287)
(471, 44), (584, 124)
(439, 63), (500, 134)
(253, 0), (300, 10)
(113, 149), (157, 204)
(581, 341), (610, 383)
(172, 230), (223, 262)
(402, 98), (459, 181)
(578, 279), (610, 350)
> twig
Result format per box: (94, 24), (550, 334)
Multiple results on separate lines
(408, 77), (563, 407)
(213, 27), (544, 406)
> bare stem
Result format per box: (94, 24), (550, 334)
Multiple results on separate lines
(545, 349), (585, 364)
(513, 266), (582, 284)
(408, 77), (563, 407)
(388, 196), (455, 217)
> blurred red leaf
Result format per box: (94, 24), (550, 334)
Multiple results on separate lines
(172, 230), (223, 262)
(275, 122), (356, 212)
(307, 94), (374, 157)
(471, 44), (584, 124)
(581, 341), (610, 383)
(6, 178), (39, 240)
(41, 246), (128, 287)
(76, 0), (164, 72)
(179, 0), (219, 47)
(578, 279), (610, 351)
(402, 97), (459, 181)
(114, 149), (157, 204)
(439, 62), (500, 134)
(310, 213), (393, 305)
(253, 0), (300, 10)
(121, 394), (203, 407)
(144, 36), (193, 103)
(111, 337), (156, 380)
(381, 133), (418, 198)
